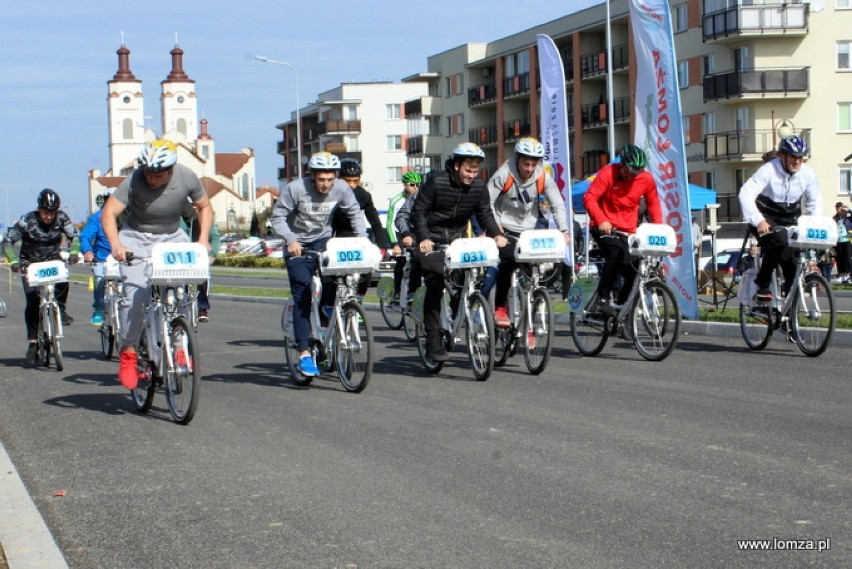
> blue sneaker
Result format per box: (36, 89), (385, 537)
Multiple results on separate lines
(90, 310), (104, 327)
(299, 355), (319, 377)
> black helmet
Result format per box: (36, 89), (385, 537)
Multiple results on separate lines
(618, 144), (647, 173)
(339, 158), (362, 178)
(37, 188), (61, 212)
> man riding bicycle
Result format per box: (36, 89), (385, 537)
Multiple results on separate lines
(102, 139), (213, 389)
(388, 171), (422, 300)
(2, 189), (80, 366)
(411, 142), (507, 362)
(738, 134), (822, 302)
(483, 137), (571, 327)
(270, 152), (367, 378)
(583, 144), (663, 315)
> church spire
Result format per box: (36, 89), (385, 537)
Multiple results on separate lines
(166, 36), (191, 82)
(112, 37), (136, 81)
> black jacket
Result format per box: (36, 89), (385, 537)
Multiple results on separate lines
(332, 185), (392, 248)
(411, 160), (502, 244)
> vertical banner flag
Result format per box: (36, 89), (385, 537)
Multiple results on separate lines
(536, 34), (574, 266)
(628, 0), (698, 318)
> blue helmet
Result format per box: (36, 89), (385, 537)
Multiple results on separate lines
(778, 135), (807, 157)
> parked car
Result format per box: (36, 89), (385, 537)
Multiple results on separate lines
(699, 248), (746, 291)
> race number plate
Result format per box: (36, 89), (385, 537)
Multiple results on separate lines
(515, 229), (566, 262)
(787, 216), (838, 249)
(322, 237), (381, 274)
(150, 242), (210, 284)
(104, 255), (122, 278)
(445, 237), (499, 269)
(26, 260), (69, 286)
(629, 223), (677, 256)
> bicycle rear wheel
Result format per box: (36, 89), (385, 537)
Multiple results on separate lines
(465, 291), (494, 381)
(791, 272), (834, 357)
(336, 302), (373, 392)
(379, 297), (404, 330)
(739, 302), (772, 351)
(630, 281), (680, 361)
(524, 288), (554, 374)
(164, 317), (200, 424)
(51, 306), (64, 372)
(131, 333), (156, 412)
(570, 294), (609, 357)
(402, 310), (417, 342)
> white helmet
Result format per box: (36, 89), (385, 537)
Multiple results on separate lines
(308, 152), (341, 171)
(452, 142), (485, 160)
(514, 137), (545, 159)
(138, 139), (178, 172)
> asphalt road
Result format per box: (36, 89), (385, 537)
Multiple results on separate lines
(0, 277), (850, 568)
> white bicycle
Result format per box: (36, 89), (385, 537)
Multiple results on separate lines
(26, 260), (69, 371)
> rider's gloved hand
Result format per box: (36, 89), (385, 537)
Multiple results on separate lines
(10, 263), (20, 273)
(68, 254), (80, 265)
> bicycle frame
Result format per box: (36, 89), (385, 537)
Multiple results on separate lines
(142, 283), (197, 375)
(438, 266), (481, 349)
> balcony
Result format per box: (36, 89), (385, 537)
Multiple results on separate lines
(580, 44), (629, 79)
(406, 134), (443, 156)
(469, 124), (499, 148)
(581, 150), (610, 177)
(404, 96), (443, 117)
(322, 119), (361, 135)
(504, 118), (531, 143)
(276, 140), (288, 155)
(469, 81), (497, 107)
(704, 128), (811, 162)
(703, 3), (808, 41)
(703, 67), (809, 102)
(503, 73), (530, 99)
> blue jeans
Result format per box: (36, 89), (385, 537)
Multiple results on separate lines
(284, 238), (330, 352)
(91, 261), (106, 310)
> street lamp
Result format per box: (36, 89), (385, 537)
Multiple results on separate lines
(254, 55), (302, 179)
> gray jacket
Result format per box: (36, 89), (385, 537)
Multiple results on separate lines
(271, 177), (366, 245)
(487, 160), (570, 234)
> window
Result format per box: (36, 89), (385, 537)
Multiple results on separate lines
(387, 167), (402, 183)
(176, 118), (187, 136)
(201, 145), (209, 160)
(703, 54), (715, 80)
(386, 104), (401, 119)
(839, 102), (852, 131)
(838, 41), (852, 70)
(445, 73), (464, 97)
(122, 118), (133, 140)
(839, 167), (852, 196)
(677, 60), (689, 89)
(674, 4), (688, 32)
(682, 115), (690, 144)
(703, 112), (716, 135)
(386, 135), (402, 150)
(446, 114), (464, 136)
(344, 105), (359, 120)
(241, 173), (249, 200)
(838, 0), (851, 9)
(704, 171), (716, 191)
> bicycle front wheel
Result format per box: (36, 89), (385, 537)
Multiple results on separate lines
(336, 302), (373, 392)
(630, 281), (680, 361)
(493, 326), (512, 368)
(379, 296), (404, 330)
(524, 288), (554, 374)
(100, 321), (115, 359)
(791, 272), (835, 357)
(165, 317), (200, 424)
(51, 305), (64, 371)
(40, 306), (52, 368)
(465, 291), (494, 381)
(131, 333), (156, 412)
(739, 302), (772, 351)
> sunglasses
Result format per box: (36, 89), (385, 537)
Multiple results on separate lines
(405, 182), (420, 187)
(624, 165), (643, 176)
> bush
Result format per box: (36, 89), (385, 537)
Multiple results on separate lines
(214, 255), (285, 269)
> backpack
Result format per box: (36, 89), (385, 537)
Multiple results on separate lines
(501, 172), (546, 196)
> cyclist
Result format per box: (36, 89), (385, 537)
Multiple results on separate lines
(411, 142), (507, 362)
(484, 137), (572, 326)
(394, 185), (424, 302)
(1, 189), (80, 365)
(101, 139), (213, 389)
(81, 190), (124, 326)
(738, 135), (822, 301)
(583, 144), (663, 314)
(388, 171), (422, 299)
(270, 152), (366, 377)
(332, 158), (396, 299)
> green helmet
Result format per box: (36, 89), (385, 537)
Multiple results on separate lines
(402, 171), (422, 184)
(618, 144), (647, 172)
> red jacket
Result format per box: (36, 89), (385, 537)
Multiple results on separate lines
(583, 163), (663, 233)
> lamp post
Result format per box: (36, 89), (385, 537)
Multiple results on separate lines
(254, 56), (302, 179)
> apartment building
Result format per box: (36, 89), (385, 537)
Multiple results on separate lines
(400, 0), (852, 221)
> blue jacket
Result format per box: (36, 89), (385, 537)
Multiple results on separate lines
(80, 209), (112, 261)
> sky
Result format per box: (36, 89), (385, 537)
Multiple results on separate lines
(0, 0), (598, 227)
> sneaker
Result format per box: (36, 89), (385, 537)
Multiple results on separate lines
(527, 331), (537, 350)
(198, 309), (209, 323)
(61, 311), (73, 326)
(426, 336), (449, 362)
(90, 310), (104, 327)
(834, 276), (844, 284)
(755, 287), (773, 302)
(595, 298), (616, 317)
(118, 351), (139, 390)
(494, 306), (511, 328)
(25, 342), (38, 366)
(299, 354), (320, 377)
(174, 349), (192, 369)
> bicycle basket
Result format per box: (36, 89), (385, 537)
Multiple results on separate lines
(321, 237), (381, 275)
(26, 260), (68, 286)
(787, 215), (837, 250)
(629, 224), (677, 256)
(515, 229), (566, 263)
(445, 237), (499, 269)
(149, 242), (210, 285)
